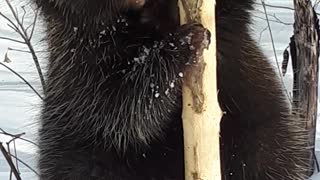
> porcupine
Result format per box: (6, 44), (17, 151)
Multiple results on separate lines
(33, 0), (310, 179)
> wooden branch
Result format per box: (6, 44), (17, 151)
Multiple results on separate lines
(291, 0), (320, 176)
(3, 0), (46, 93)
(179, 0), (221, 179)
(0, 61), (44, 100)
(0, 143), (21, 180)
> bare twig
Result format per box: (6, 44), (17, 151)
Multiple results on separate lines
(0, 143), (21, 180)
(252, 14), (293, 26)
(28, 10), (38, 40)
(7, 48), (30, 53)
(3, 0), (46, 93)
(6, 143), (14, 180)
(255, 2), (296, 12)
(8, 47), (47, 53)
(10, 154), (40, 176)
(0, 62), (43, 100)
(0, 12), (21, 35)
(0, 128), (40, 176)
(0, 129), (39, 147)
(0, 37), (25, 44)
(261, 0), (292, 103)
(13, 141), (20, 175)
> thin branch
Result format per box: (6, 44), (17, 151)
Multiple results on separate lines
(7, 23), (21, 35)
(261, 0), (292, 103)
(0, 143), (21, 180)
(0, 12), (21, 34)
(29, 10), (38, 40)
(8, 47), (47, 53)
(0, 128), (39, 176)
(21, 6), (27, 27)
(255, 2), (320, 16)
(6, 143), (13, 180)
(0, 37), (25, 44)
(255, 2), (296, 11)
(5, 0), (28, 41)
(0, 62), (43, 100)
(0, 128), (38, 147)
(7, 135), (22, 144)
(3, 0), (46, 93)
(258, 26), (268, 42)
(252, 14), (293, 26)
(13, 141), (20, 173)
(10, 154), (40, 176)
(8, 48), (31, 53)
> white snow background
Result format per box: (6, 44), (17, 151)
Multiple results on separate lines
(0, 0), (320, 179)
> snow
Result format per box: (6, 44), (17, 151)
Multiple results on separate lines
(313, 172), (320, 180)
(0, 0), (319, 179)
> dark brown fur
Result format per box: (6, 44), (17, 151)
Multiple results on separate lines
(216, 2), (310, 179)
(34, 0), (310, 179)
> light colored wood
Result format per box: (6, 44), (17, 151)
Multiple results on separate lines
(178, 0), (222, 179)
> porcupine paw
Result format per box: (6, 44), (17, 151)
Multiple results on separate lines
(177, 22), (211, 64)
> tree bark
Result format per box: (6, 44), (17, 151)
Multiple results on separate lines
(291, 0), (320, 176)
(179, 0), (221, 179)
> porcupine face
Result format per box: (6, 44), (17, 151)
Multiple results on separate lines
(33, 0), (311, 179)
(36, 0), (179, 34)
(37, 0), (184, 152)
